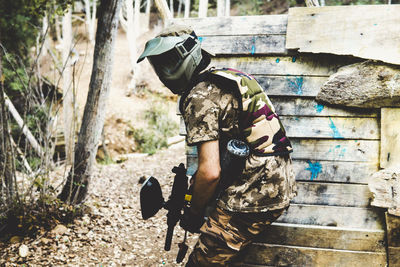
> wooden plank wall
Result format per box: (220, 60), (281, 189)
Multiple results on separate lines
(286, 5), (400, 65)
(171, 15), (386, 266)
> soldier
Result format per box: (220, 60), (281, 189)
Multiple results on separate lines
(137, 24), (297, 266)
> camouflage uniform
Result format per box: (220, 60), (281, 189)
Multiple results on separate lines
(182, 80), (297, 266)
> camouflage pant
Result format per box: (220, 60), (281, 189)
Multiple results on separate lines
(186, 206), (286, 267)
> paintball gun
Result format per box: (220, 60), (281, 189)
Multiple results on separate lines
(140, 139), (249, 263)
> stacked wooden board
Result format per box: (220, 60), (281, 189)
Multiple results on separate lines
(171, 13), (387, 266)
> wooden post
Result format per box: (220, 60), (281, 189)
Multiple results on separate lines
(380, 109), (400, 266)
(386, 213), (400, 266)
(380, 108), (400, 169)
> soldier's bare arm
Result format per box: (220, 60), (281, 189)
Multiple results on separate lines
(190, 140), (221, 216)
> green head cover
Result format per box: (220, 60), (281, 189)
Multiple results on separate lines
(137, 24), (212, 94)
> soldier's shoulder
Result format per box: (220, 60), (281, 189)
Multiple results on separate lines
(189, 81), (223, 97)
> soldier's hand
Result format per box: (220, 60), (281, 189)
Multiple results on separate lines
(180, 209), (204, 233)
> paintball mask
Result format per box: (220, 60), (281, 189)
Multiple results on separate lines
(137, 28), (205, 94)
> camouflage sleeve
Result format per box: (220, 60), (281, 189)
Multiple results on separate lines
(183, 82), (221, 146)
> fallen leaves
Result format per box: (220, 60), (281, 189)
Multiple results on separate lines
(1, 144), (197, 266)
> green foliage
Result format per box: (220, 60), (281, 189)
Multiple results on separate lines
(97, 154), (115, 165)
(132, 102), (179, 155)
(232, 0), (265, 15)
(0, 197), (86, 241)
(0, 0), (71, 58)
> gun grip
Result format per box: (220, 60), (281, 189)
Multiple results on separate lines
(176, 242), (189, 263)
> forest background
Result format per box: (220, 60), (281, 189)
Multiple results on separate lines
(0, 0), (398, 265)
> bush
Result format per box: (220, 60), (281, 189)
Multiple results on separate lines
(132, 102), (179, 155)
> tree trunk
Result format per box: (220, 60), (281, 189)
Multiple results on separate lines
(155, 0), (172, 20)
(84, 0), (97, 44)
(58, 0), (123, 204)
(62, 7), (75, 166)
(0, 53), (16, 205)
(305, 0), (320, 6)
(146, 0), (152, 28)
(198, 0), (208, 17)
(177, 0), (182, 17)
(217, 0), (225, 17)
(169, 0), (174, 17)
(225, 0), (230, 16)
(184, 0), (190, 17)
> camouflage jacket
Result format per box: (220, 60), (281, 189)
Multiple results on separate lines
(208, 68), (292, 156)
(181, 70), (297, 212)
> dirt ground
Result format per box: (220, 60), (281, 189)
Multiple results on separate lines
(1, 21), (196, 266)
(0, 143), (199, 266)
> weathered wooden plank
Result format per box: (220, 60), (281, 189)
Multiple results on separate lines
(187, 140), (379, 161)
(369, 169), (400, 216)
(292, 182), (372, 207)
(271, 97), (378, 117)
(293, 160), (378, 184)
(290, 139), (379, 162)
(170, 15), (288, 36)
(380, 108), (400, 169)
(199, 35), (288, 56)
(277, 204), (385, 230)
(187, 139), (379, 162)
(211, 55), (357, 76)
(257, 223), (385, 252)
(241, 243), (387, 267)
(386, 212), (400, 247)
(281, 116), (379, 140)
(388, 246), (400, 267)
(286, 5), (400, 65)
(258, 75), (328, 97)
(187, 157), (378, 184)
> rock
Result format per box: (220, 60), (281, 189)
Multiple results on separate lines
(316, 61), (400, 108)
(41, 238), (51, 245)
(51, 224), (68, 236)
(138, 176), (147, 184)
(9, 236), (22, 244)
(18, 244), (29, 258)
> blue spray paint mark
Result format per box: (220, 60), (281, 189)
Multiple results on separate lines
(329, 117), (344, 139)
(287, 76), (304, 95)
(292, 56), (297, 62)
(315, 104), (324, 113)
(198, 36), (204, 42)
(251, 36), (256, 55)
(339, 147), (346, 157)
(276, 58), (280, 63)
(306, 160), (322, 181)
